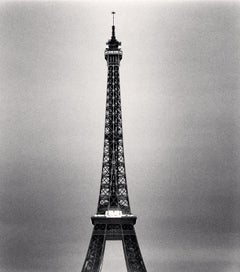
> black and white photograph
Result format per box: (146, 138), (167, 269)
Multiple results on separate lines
(0, 0), (239, 271)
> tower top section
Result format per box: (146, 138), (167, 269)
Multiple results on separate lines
(106, 11), (121, 51)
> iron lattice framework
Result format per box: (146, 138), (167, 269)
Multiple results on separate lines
(98, 46), (130, 214)
(81, 16), (147, 272)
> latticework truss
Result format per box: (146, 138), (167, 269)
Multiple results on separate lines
(81, 22), (147, 272)
(97, 60), (130, 214)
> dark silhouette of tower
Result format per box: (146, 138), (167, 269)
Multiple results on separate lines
(81, 13), (147, 272)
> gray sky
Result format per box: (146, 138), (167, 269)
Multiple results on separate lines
(0, 1), (240, 272)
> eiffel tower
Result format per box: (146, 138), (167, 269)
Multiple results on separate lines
(81, 12), (147, 272)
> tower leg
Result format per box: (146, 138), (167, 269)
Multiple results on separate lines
(82, 223), (147, 272)
(82, 224), (106, 272)
(122, 225), (147, 272)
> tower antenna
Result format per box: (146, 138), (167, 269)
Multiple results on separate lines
(112, 11), (115, 26)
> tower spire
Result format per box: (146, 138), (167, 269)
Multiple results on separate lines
(111, 11), (116, 39)
(112, 11), (115, 26)
(106, 12), (121, 51)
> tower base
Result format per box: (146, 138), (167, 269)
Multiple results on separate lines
(81, 214), (147, 272)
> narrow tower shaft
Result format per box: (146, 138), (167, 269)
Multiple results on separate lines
(97, 22), (130, 214)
